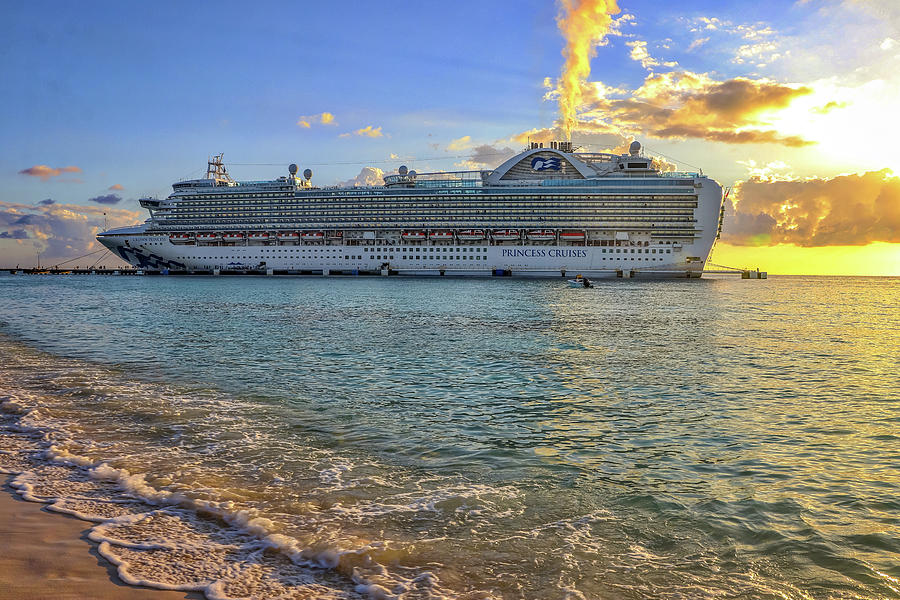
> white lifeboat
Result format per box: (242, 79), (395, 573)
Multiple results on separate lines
(526, 229), (556, 241)
(559, 231), (585, 241)
(196, 232), (222, 242)
(222, 232), (244, 242)
(169, 233), (195, 244)
(457, 229), (485, 241)
(429, 230), (453, 241)
(277, 231), (300, 242)
(301, 230), (325, 240)
(247, 232), (270, 241)
(401, 230), (426, 241)
(491, 229), (520, 241)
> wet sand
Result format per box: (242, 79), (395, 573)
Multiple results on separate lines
(0, 480), (202, 600)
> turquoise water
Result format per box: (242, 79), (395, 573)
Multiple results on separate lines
(0, 274), (898, 599)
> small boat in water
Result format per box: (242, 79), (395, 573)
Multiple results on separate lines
(568, 275), (593, 288)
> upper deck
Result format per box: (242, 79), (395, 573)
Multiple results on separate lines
(131, 141), (720, 240)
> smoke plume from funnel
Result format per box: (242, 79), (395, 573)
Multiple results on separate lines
(556, 0), (620, 141)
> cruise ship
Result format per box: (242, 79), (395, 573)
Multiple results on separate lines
(97, 141), (726, 278)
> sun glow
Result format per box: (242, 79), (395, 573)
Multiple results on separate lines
(768, 78), (900, 173)
(713, 242), (900, 276)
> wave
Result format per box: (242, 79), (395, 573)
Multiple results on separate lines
(0, 392), (492, 600)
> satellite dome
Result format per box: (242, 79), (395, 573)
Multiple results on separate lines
(288, 163), (298, 175)
(629, 141), (641, 156)
(408, 170), (416, 176)
(303, 168), (312, 180)
(398, 165), (408, 176)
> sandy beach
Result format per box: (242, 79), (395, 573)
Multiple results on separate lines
(0, 479), (202, 600)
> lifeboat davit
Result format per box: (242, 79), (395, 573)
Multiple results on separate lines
(526, 229), (556, 241)
(247, 232), (270, 241)
(277, 231), (300, 242)
(169, 233), (195, 244)
(222, 232), (244, 242)
(196, 232), (222, 242)
(491, 229), (520, 241)
(401, 230), (426, 241)
(457, 229), (485, 241)
(559, 231), (585, 241)
(429, 230), (453, 241)
(301, 230), (325, 240)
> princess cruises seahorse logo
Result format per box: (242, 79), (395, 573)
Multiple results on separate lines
(531, 156), (562, 171)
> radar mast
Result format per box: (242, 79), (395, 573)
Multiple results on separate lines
(206, 153), (235, 185)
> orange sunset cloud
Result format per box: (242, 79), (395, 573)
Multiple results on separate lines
(19, 165), (82, 181)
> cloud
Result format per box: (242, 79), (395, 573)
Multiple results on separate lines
(108, 184), (124, 191)
(626, 40), (678, 70)
(688, 17), (775, 40)
(880, 37), (896, 50)
(38, 198), (55, 206)
(812, 100), (847, 114)
(736, 159), (792, 181)
(732, 41), (780, 65)
(297, 112), (337, 128)
(687, 37), (709, 52)
(353, 125), (384, 138)
(0, 200), (140, 263)
(336, 166), (385, 187)
(464, 144), (518, 168)
(88, 194), (122, 205)
(564, 70), (815, 146)
(627, 40), (658, 68)
(447, 135), (472, 151)
(454, 144), (516, 170)
(723, 170), (900, 246)
(19, 165), (82, 181)
(693, 16), (725, 31)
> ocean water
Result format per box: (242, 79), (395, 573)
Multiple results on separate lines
(0, 274), (897, 599)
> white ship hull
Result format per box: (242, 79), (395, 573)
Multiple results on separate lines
(99, 228), (715, 279)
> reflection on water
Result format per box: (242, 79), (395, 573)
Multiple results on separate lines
(0, 275), (898, 599)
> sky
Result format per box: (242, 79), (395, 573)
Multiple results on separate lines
(1, 0), (898, 274)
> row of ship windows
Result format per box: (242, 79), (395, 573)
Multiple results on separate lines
(176, 182), (695, 199)
(159, 218), (697, 226)
(163, 215), (696, 223)
(166, 208), (697, 216)
(171, 195), (698, 206)
(187, 254), (673, 265)
(170, 247), (674, 259)
(162, 213), (697, 219)
(170, 199), (698, 206)
(172, 246), (491, 254)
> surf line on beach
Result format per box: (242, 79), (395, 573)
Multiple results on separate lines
(0, 392), (459, 600)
